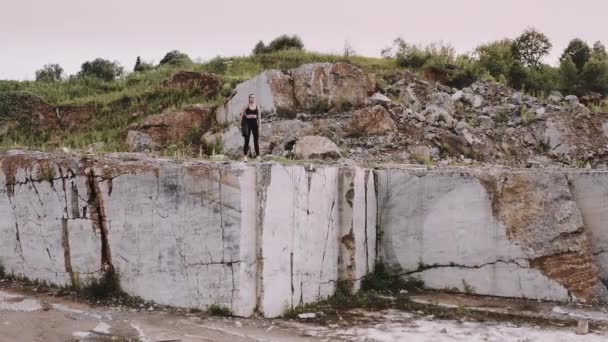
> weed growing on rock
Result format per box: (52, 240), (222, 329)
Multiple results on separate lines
(37, 164), (56, 183)
(207, 304), (233, 317)
(81, 271), (123, 300)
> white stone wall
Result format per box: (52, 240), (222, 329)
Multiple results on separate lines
(0, 153), (375, 318)
(376, 169), (572, 301)
(570, 172), (608, 283)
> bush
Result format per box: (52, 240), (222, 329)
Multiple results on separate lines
(159, 50), (192, 66)
(207, 304), (232, 316)
(475, 39), (516, 80)
(133, 56), (154, 72)
(35, 64), (64, 83)
(78, 58), (123, 82)
(252, 35), (304, 55)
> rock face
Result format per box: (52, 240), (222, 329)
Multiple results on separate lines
(293, 136), (341, 160)
(349, 105), (397, 135)
(162, 71), (221, 98)
(3, 152), (608, 314)
(125, 130), (156, 153)
(291, 63), (370, 113)
(377, 168), (608, 303)
(128, 105), (213, 148)
(0, 152), (376, 318)
(216, 63), (374, 124)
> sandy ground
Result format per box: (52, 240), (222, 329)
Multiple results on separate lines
(2, 288), (608, 342)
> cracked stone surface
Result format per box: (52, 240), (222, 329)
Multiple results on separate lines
(0, 152), (376, 318)
(377, 168), (608, 303)
(3, 151), (608, 317)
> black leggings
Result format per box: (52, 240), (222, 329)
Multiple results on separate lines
(244, 118), (259, 157)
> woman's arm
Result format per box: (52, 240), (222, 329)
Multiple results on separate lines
(257, 105), (261, 130)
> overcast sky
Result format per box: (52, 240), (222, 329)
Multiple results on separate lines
(2, 0), (607, 80)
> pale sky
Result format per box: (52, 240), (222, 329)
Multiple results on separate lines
(1, 0), (607, 80)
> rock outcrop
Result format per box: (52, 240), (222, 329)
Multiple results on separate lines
(349, 105), (397, 135)
(293, 135), (341, 160)
(162, 71), (221, 98)
(127, 104), (213, 149)
(216, 62), (374, 124)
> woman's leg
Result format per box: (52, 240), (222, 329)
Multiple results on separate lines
(252, 123), (260, 157)
(243, 126), (251, 156)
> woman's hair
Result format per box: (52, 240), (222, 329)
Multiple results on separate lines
(249, 93), (255, 98)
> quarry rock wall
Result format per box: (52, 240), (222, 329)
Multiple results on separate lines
(1, 152), (608, 317)
(0, 152), (375, 318)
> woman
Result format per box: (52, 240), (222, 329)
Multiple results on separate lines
(241, 94), (261, 161)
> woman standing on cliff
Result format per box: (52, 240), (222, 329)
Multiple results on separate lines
(241, 94), (261, 161)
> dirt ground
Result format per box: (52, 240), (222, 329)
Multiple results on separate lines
(2, 283), (608, 342)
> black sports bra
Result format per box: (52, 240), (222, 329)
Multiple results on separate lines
(245, 105), (259, 116)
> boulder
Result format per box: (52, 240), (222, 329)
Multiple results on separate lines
(130, 104), (212, 146)
(293, 136), (341, 160)
(478, 115), (494, 130)
(429, 92), (455, 115)
(368, 92), (391, 105)
(216, 69), (296, 123)
(292, 63), (369, 112)
(162, 71), (221, 98)
(565, 95), (580, 106)
(349, 105), (397, 135)
(126, 131), (156, 153)
(548, 91), (564, 104)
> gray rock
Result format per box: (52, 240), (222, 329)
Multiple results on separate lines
(368, 92), (392, 105)
(455, 120), (472, 133)
(293, 136), (341, 160)
(451, 90), (464, 102)
(548, 91), (563, 104)
(471, 95), (484, 108)
(414, 112), (426, 122)
(478, 115), (494, 130)
(125, 130), (156, 153)
(565, 95), (579, 106)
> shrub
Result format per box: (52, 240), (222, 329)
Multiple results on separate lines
(253, 35), (304, 55)
(35, 64), (64, 83)
(207, 304), (232, 316)
(78, 58), (123, 82)
(159, 50), (192, 66)
(133, 56), (154, 72)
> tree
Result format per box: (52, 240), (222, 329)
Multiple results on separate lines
(581, 56), (608, 95)
(266, 35), (304, 53)
(343, 40), (356, 60)
(512, 28), (552, 67)
(133, 56), (153, 72)
(559, 55), (580, 95)
(159, 50), (192, 66)
(252, 41), (266, 55)
(475, 39), (516, 79)
(560, 39), (591, 71)
(35, 64), (63, 82)
(78, 58), (123, 81)
(592, 41), (608, 60)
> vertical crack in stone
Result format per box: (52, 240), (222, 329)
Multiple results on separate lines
(318, 199), (335, 299)
(61, 217), (76, 287)
(5, 190), (25, 260)
(58, 167), (76, 287)
(218, 170), (225, 262)
(254, 164), (271, 314)
(290, 252), (294, 309)
(86, 167), (114, 275)
(363, 170), (369, 274)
